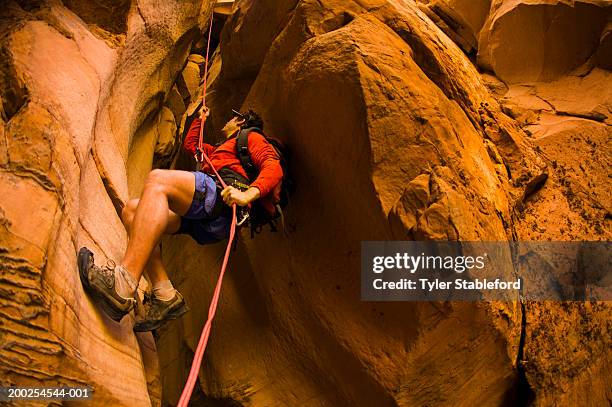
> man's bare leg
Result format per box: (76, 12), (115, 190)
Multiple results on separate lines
(145, 245), (171, 285)
(76, 171), (192, 320)
(144, 246), (177, 301)
(119, 170), (194, 289)
(122, 198), (181, 302)
(120, 197), (189, 329)
(121, 198), (180, 280)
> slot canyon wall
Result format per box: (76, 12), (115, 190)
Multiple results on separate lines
(1, 0), (610, 406)
(159, 1), (611, 406)
(0, 0), (213, 405)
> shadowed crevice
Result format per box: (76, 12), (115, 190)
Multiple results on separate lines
(61, 0), (130, 34)
(0, 47), (28, 122)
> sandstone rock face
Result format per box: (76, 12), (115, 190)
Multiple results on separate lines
(498, 67), (611, 243)
(478, 0), (610, 84)
(488, 16), (611, 407)
(155, 1), (610, 405)
(419, 0), (492, 53)
(154, 107), (179, 167)
(164, 85), (187, 124)
(62, 0), (131, 35)
(495, 63), (611, 407)
(2, 0), (610, 406)
(419, 0), (611, 84)
(595, 21), (612, 69)
(157, 0), (604, 405)
(0, 0), (212, 405)
(181, 59), (203, 102)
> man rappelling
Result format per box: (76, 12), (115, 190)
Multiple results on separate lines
(77, 104), (284, 331)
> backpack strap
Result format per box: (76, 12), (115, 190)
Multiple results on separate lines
(235, 127), (263, 182)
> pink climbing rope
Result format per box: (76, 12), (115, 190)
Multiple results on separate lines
(177, 156), (236, 407)
(177, 13), (237, 407)
(198, 12), (215, 154)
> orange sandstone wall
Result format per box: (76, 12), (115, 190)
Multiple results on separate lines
(0, 1), (213, 405)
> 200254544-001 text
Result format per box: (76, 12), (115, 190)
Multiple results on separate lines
(0, 387), (92, 401)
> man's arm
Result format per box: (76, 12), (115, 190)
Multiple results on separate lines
(183, 115), (215, 157)
(247, 132), (283, 197)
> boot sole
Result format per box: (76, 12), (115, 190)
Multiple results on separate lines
(133, 302), (190, 332)
(78, 247), (129, 322)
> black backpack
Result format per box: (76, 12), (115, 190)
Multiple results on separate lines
(235, 127), (294, 237)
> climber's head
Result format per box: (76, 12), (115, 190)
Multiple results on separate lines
(237, 109), (264, 131)
(222, 109), (264, 138)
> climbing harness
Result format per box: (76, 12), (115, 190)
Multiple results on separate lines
(177, 13), (235, 407)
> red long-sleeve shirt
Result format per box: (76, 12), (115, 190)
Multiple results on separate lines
(183, 118), (283, 212)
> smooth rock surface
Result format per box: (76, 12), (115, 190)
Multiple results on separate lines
(0, 0), (213, 405)
(478, 0), (610, 83)
(2, 0), (610, 405)
(421, 0), (492, 52)
(156, 1), (610, 406)
(157, 0), (553, 405)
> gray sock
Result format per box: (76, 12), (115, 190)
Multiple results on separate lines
(114, 265), (138, 299)
(153, 279), (176, 301)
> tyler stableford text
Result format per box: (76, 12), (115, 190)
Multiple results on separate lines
(370, 252), (522, 292)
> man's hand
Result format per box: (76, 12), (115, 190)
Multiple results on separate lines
(199, 105), (210, 119)
(221, 186), (260, 207)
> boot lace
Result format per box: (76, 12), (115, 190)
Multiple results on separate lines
(97, 259), (117, 286)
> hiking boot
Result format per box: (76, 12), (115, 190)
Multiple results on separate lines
(133, 290), (189, 332)
(78, 247), (136, 322)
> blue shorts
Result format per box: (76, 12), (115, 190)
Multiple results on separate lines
(175, 171), (231, 245)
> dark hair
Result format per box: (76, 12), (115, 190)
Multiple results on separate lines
(242, 109), (264, 131)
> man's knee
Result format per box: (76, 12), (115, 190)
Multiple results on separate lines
(144, 169), (171, 192)
(143, 169), (195, 215)
(144, 169), (193, 198)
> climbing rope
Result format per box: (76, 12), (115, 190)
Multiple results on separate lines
(177, 13), (237, 407)
(197, 9), (215, 155)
